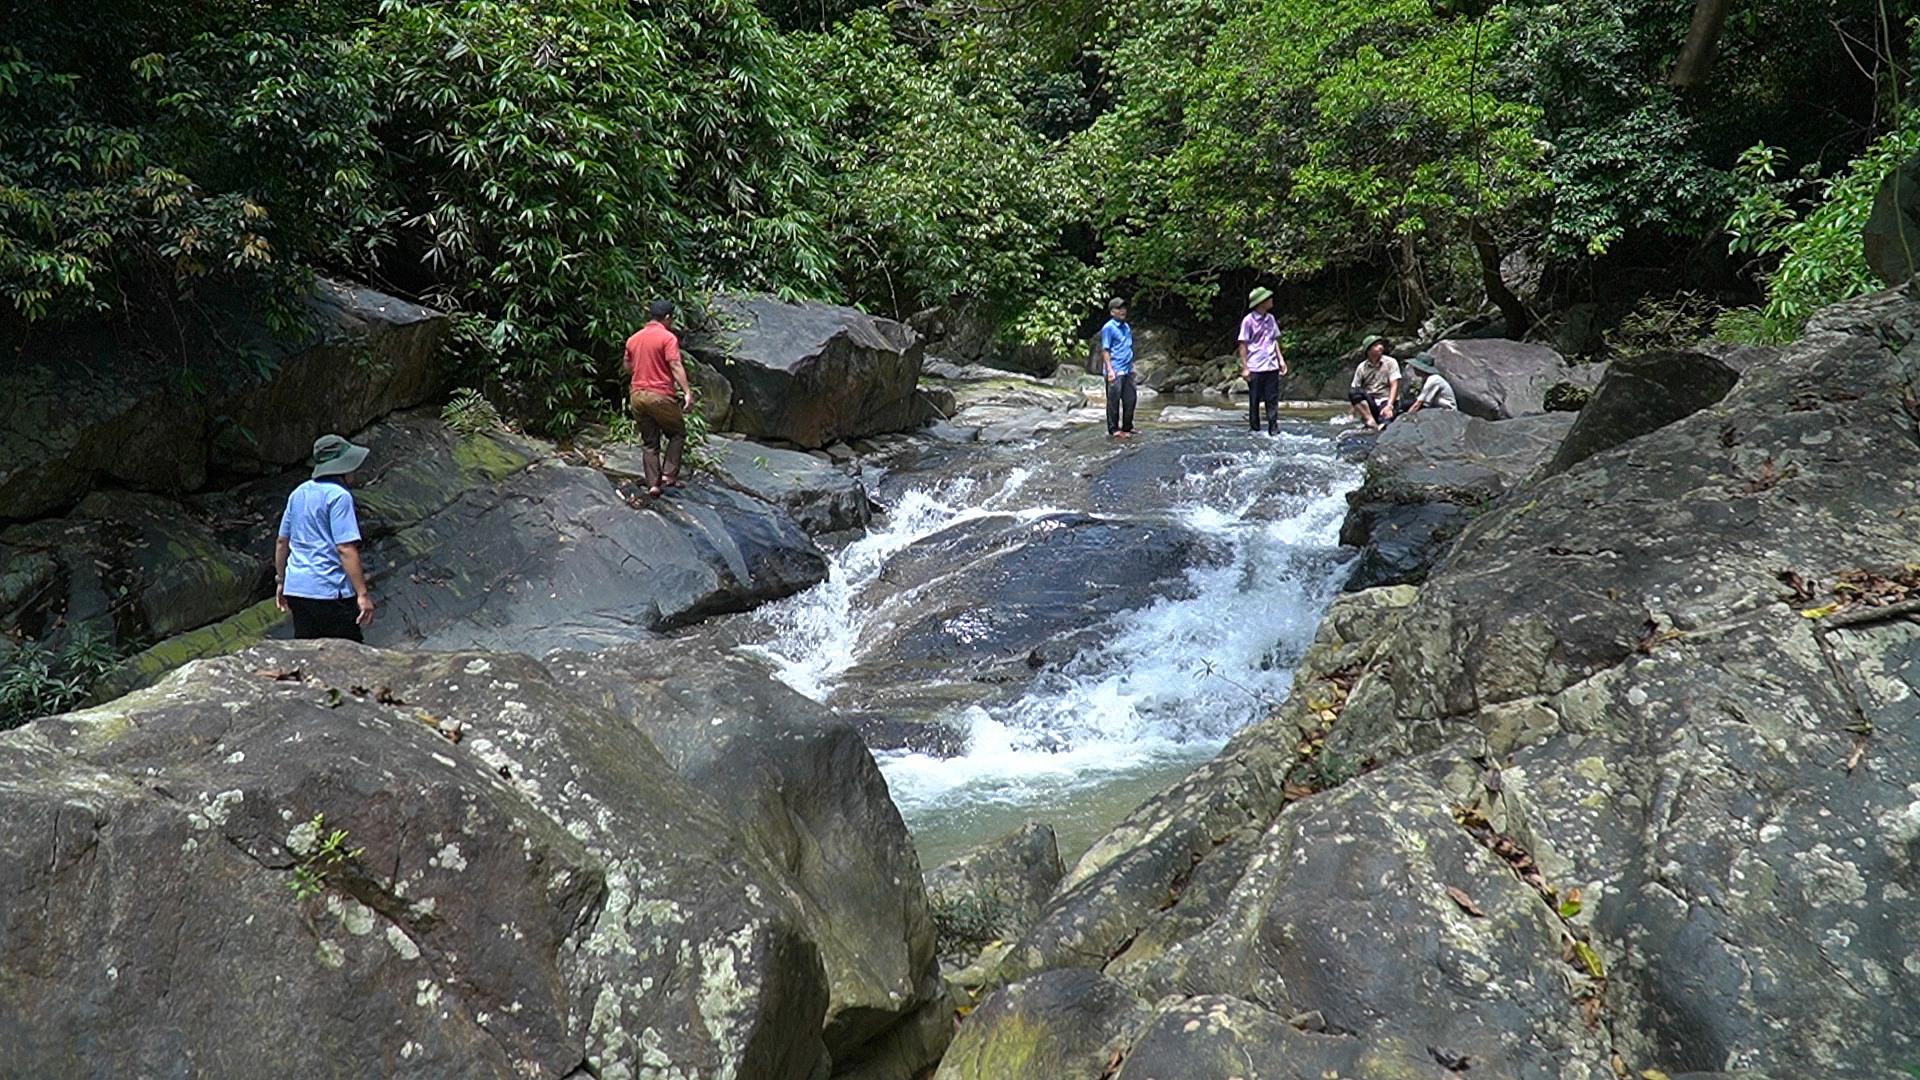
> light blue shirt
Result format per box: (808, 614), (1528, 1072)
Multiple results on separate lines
(278, 479), (363, 600)
(1101, 318), (1135, 376)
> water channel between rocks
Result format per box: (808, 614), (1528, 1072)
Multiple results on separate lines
(738, 400), (1363, 868)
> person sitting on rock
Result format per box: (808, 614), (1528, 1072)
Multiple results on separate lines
(1402, 355), (1457, 416)
(275, 433), (374, 641)
(1347, 336), (1401, 431)
(1238, 286), (1288, 436)
(625, 299), (697, 496)
(1101, 296), (1137, 439)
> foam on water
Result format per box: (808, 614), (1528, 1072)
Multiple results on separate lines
(743, 430), (1361, 827)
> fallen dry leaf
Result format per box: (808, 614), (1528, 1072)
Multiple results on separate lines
(1446, 886), (1487, 918)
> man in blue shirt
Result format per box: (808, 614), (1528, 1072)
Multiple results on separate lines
(275, 433), (375, 641)
(1101, 296), (1137, 438)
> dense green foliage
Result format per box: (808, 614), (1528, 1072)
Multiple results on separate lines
(1, 0), (1913, 423)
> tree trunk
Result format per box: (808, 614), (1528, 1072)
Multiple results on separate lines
(1397, 232), (1431, 330)
(1669, 0), (1736, 88)
(1468, 220), (1531, 339)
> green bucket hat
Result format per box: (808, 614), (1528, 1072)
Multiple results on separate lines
(311, 433), (371, 479)
(1360, 334), (1387, 353)
(1407, 355), (1438, 375)
(1247, 286), (1274, 309)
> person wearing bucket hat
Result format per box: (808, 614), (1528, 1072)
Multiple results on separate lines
(1238, 286), (1287, 435)
(1100, 296), (1137, 438)
(275, 433), (375, 640)
(1402, 354), (1457, 416)
(1347, 335), (1401, 431)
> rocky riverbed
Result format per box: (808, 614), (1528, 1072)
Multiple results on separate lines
(3, 282), (1918, 1080)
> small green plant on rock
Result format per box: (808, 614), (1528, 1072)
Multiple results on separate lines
(441, 388), (504, 437)
(928, 888), (1017, 965)
(0, 625), (121, 732)
(287, 813), (364, 900)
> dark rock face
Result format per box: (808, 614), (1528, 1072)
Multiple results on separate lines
(933, 969), (1150, 1080)
(551, 646), (946, 1076)
(1545, 350), (1742, 476)
(694, 294), (924, 449)
(1339, 410), (1574, 589)
(925, 822), (1066, 943)
(0, 280), (444, 522)
(948, 287), (1920, 1079)
(1865, 151), (1920, 287)
(910, 306), (1055, 378)
(0, 642), (834, 1080)
(1426, 338), (1596, 420)
(619, 437), (869, 536)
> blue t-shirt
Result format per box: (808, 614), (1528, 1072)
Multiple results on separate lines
(278, 479), (363, 600)
(1101, 318), (1135, 376)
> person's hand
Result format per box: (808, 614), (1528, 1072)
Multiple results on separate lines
(1382, 405), (1395, 420)
(1105, 371), (1114, 383)
(356, 594), (375, 626)
(274, 584), (288, 613)
(1279, 362), (1289, 376)
(683, 389), (696, 411)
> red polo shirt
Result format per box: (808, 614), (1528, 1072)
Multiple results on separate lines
(624, 321), (680, 396)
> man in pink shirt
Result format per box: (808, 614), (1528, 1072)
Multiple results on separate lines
(624, 299), (696, 497)
(1238, 286), (1288, 435)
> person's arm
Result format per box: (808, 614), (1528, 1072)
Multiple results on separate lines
(1101, 326), (1115, 381)
(338, 542), (374, 626)
(1237, 340), (1250, 378)
(274, 535), (291, 612)
(671, 356), (693, 411)
(1383, 376), (1400, 417)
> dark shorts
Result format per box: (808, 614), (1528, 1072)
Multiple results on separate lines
(286, 596), (363, 642)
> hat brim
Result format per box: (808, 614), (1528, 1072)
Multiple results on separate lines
(313, 443), (370, 478)
(1247, 289), (1274, 309)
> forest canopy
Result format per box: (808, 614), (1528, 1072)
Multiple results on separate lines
(1, 0), (1913, 427)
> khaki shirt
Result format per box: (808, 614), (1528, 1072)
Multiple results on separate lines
(1351, 356), (1401, 398)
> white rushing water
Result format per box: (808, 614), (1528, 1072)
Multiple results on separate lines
(741, 419), (1361, 862)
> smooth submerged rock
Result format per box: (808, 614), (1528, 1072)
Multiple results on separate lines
(694, 292), (925, 449)
(958, 286), (1920, 1079)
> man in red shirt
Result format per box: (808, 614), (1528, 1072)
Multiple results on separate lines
(624, 299), (696, 496)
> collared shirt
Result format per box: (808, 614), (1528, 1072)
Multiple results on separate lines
(1100, 318), (1135, 376)
(1415, 373), (1457, 409)
(278, 479), (362, 600)
(1238, 311), (1281, 372)
(624, 321), (682, 396)
(1351, 355), (1402, 398)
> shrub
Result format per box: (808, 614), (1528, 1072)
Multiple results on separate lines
(0, 624), (120, 732)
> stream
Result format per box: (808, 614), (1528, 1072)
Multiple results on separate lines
(737, 400), (1363, 867)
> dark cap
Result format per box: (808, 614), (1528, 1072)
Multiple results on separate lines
(1108, 296), (1128, 311)
(648, 299), (675, 320)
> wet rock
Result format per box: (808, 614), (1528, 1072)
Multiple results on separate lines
(932, 969), (1151, 1080)
(0, 279), (444, 521)
(0, 641), (833, 1080)
(552, 646), (944, 1075)
(1110, 996), (1433, 1080)
(1544, 350), (1742, 476)
(609, 437), (869, 537)
(693, 293), (924, 449)
(1425, 339), (1595, 420)
(371, 464), (826, 654)
(1339, 410), (1574, 589)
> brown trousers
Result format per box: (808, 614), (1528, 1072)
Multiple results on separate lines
(628, 390), (686, 488)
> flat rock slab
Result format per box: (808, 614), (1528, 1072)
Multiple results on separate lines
(607, 438), (869, 536)
(694, 293), (924, 449)
(371, 463), (828, 655)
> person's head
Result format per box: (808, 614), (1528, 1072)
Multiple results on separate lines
(1361, 335), (1387, 362)
(1108, 296), (1129, 321)
(1408, 356), (1438, 378)
(648, 298), (675, 326)
(1248, 286), (1275, 314)
(310, 433), (370, 485)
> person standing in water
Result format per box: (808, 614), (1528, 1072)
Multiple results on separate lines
(1238, 286), (1288, 435)
(624, 299), (696, 496)
(275, 433), (374, 641)
(1101, 296), (1137, 439)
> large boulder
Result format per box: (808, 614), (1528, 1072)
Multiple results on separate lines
(0, 280), (445, 522)
(910, 306), (1055, 378)
(1339, 410), (1575, 589)
(0, 641), (834, 1079)
(924, 822), (1066, 946)
(956, 285), (1920, 1080)
(612, 437), (869, 536)
(932, 969), (1150, 1080)
(1544, 349), (1743, 476)
(1426, 338), (1596, 420)
(552, 646), (947, 1079)
(694, 293), (924, 449)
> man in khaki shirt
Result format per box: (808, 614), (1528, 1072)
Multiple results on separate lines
(1348, 336), (1401, 431)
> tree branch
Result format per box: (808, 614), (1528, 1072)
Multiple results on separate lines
(1669, 0), (1737, 88)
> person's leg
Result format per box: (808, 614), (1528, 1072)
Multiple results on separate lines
(1105, 376), (1120, 435)
(287, 595), (320, 639)
(1261, 372), (1281, 434)
(632, 391), (665, 493)
(1347, 388), (1377, 429)
(1248, 374), (1262, 431)
(286, 596), (363, 642)
(1120, 374), (1137, 433)
(660, 402), (687, 486)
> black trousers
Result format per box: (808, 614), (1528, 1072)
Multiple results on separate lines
(1106, 373), (1137, 433)
(287, 596), (364, 642)
(1347, 387), (1387, 426)
(1247, 370), (1281, 433)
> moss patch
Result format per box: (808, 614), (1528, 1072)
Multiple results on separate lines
(94, 599), (287, 701)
